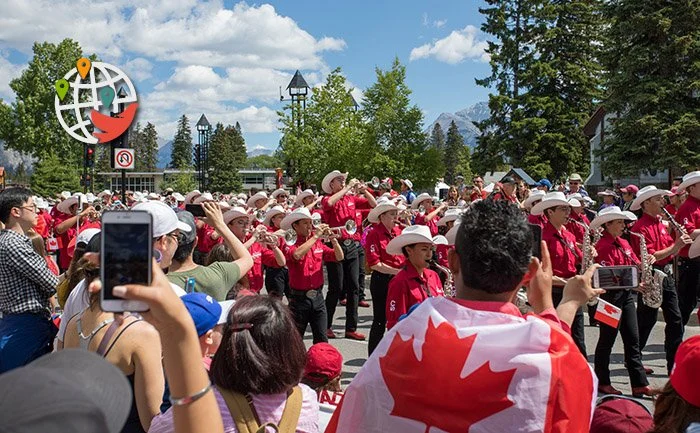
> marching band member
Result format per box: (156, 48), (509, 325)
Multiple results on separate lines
(597, 189), (619, 211)
(435, 209), (461, 268)
(591, 206), (654, 397)
(247, 191), (275, 227)
(364, 199), (404, 355)
(565, 194), (591, 247)
(322, 170), (376, 341)
(192, 193), (219, 264)
(385, 225), (443, 330)
(664, 187), (684, 217)
(630, 186), (691, 374)
(270, 188), (289, 207)
(523, 190), (546, 228)
(531, 192), (587, 356)
(412, 193), (446, 237)
(674, 171), (700, 326)
(262, 206), (290, 297)
(281, 208), (344, 343)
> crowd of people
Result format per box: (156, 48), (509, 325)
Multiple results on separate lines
(0, 168), (699, 433)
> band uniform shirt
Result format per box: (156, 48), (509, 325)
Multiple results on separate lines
(565, 211), (591, 244)
(595, 231), (640, 267)
(413, 213), (439, 237)
(247, 241), (280, 293)
(542, 221), (581, 279)
(51, 209), (76, 270)
(528, 213), (548, 230)
(664, 203), (678, 217)
(675, 195), (700, 258)
(0, 229), (58, 315)
(435, 244), (452, 268)
(364, 223), (404, 269)
(630, 213), (674, 267)
(322, 195), (369, 242)
(386, 262), (443, 330)
(284, 235), (339, 290)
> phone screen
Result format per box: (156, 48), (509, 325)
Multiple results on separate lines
(102, 222), (151, 300)
(185, 203), (205, 217)
(529, 223), (542, 259)
(594, 266), (637, 289)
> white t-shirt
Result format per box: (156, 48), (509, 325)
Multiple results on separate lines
(57, 279), (185, 343)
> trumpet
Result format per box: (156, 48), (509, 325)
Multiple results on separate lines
(311, 213), (322, 228)
(324, 220), (357, 237)
(367, 177), (380, 189)
(253, 209), (266, 223)
(283, 229), (297, 246)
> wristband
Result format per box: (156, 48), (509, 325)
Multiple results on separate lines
(169, 382), (213, 406)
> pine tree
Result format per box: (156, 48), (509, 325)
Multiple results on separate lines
(139, 123), (159, 171)
(169, 115), (193, 169)
(600, 0), (700, 177)
(208, 123), (246, 193)
(444, 121), (471, 185)
(30, 152), (81, 197)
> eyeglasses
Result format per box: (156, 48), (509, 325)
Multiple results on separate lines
(17, 205), (37, 213)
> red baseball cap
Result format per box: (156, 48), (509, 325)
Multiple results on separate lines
(590, 398), (653, 433)
(620, 185), (639, 195)
(303, 343), (343, 383)
(670, 335), (700, 407)
(668, 187), (680, 197)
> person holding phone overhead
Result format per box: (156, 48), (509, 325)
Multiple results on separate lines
(590, 206), (655, 398)
(530, 192), (586, 356)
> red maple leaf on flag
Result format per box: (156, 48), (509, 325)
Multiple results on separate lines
(379, 318), (517, 432)
(603, 304), (617, 314)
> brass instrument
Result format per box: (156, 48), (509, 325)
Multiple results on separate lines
(368, 177), (380, 189)
(283, 229), (297, 246)
(577, 220), (603, 306)
(324, 220), (357, 237)
(629, 231), (663, 308)
(253, 209), (266, 223)
(430, 260), (454, 298)
(311, 213), (322, 228)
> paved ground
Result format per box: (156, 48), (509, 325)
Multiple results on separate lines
(301, 281), (700, 411)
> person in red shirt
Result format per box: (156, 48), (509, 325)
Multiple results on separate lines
(412, 193), (445, 237)
(630, 186), (691, 375)
(531, 191), (586, 356)
(523, 190), (547, 229)
(364, 199), (404, 355)
(674, 171), (700, 326)
(281, 208), (344, 343)
(470, 175), (489, 201)
(565, 195), (591, 247)
(321, 170), (376, 341)
(492, 176), (519, 204)
(435, 209), (461, 268)
(53, 194), (95, 272)
(590, 206), (654, 398)
(385, 225), (444, 330)
(664, 187), (685, 217)
(262, 206), (289, 297)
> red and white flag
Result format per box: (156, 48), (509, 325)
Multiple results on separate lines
(325, 297), (597, 433)
(594, 298), (622, 328)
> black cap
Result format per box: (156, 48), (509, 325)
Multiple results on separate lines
(501, 176), (515, 184)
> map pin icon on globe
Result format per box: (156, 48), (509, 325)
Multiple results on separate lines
(99, 87), (115, 109)
(55, 79), (69, 101)
(77, 57), (91, 79)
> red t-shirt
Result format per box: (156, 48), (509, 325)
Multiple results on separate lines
(630, 213), (675, 266)
(435, 244), (452, 268)
(595, 231), (640, 267)
(322, 195), (369, 241)
(664, 204), (678, 217)
(542, 221), (581, 279)
(283, 235), (339, 290)
(52, 210), (76, 269)
(675, 195), (700, 258)
(386, 262), (443, 330)
(528, 213), (548, 229)
(470, 190), (489, 201)
(196, 222), (220, 254)
(364, 223), (404, 269)
(414, 213), (439, 237)
(247, 242), (279, 293)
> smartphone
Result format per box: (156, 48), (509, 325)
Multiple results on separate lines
(593, 266), (639, 289)
(100, 211), (152, 312)
(529, 223), (542, 259)
(185, 203), (205, 217)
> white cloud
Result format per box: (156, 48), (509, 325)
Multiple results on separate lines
(0, 55), (23, 101)
(123, 57), (153, 81)
(433, 19), (447, 29)
(410, 25), (489, 64)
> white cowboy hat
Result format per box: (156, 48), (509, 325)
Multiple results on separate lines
(263, 206), (286, 226)
(531, 192), (570, 216)
(690, 236), (700, 259)
(98, 190), (111, 198)
(218, 201), (232, 212)
(184, 190), (202, 205)
(193, 192), (214, 204)
(34, 197), (49, 210)
(400, 179), (413, 189)
(567, 198), (582, 208)
(280, 207), (312, 230)
(84, 193), (96, 203)
(247, 191), (268, 209)
(589, 206), (637, 229)
(270, 188), (288, 199)
(437, 209), (462, 226)
(223, 207), (250, 225)
(294, 189), (316, 207)
(446, 221), (461, 246)
(411, 193), (433, 209)
(57, 195), (82, 214)
(322, 170), (347, 194)
(386, 225), (434, 255)
(678, 171), (700, 193)
(523, 190), (546, 210)
(172, 192), (185, 202)
(60, 191), (71, 200)
(368, 199), (398, 223)
(631, 186), (670, 211)
(147, 192), (161, 201)
(433, 235), (448, 246)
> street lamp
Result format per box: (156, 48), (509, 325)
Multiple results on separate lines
(196, 114), (211, 191)
(280, 70), (309, 129)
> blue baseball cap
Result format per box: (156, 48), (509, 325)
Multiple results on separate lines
(536, 179), (552, 189)
(181, 293), (222, 337)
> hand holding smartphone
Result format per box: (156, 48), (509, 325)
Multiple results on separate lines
(185, 203), (206, 217)
(100, 211), (153, 312)
(529, 223), (542, 260)
(592, 266), (638, 290)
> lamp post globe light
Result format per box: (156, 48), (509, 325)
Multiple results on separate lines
(196, 114), (211, 191)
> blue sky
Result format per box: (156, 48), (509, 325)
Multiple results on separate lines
(0, 0), (492, 151)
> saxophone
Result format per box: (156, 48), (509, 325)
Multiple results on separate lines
(628, 231), (663, 308)
(577, 221), (602, 306)
(430, 260), (454, 298)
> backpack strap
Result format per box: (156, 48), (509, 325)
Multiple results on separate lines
(275, 386), (302, 433)
(217, 386), (303, 433)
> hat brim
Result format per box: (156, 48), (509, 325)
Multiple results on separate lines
(223, 210), (250, 225)
(386, 233), (434, 255)
(523, 194), (545, 209)
(368, 204), (397, 223)
(411, 195), (432, 209)
(57, 196), (79, 214)
(530, 198), (569, 216)
(590, 211), (637, 229)
(280, 214), (310, 231)
(263, 209), (284, 226)
(246, 193), (267, 209)
(437, 214), (459, 227)
(184, 192), (201, 205)
(630, 189), (669, 211)
(445, 222), (460, 245)
(294, 192), (314, 207)
(678, 174), (700, 193)
(322, 171), (346, 194)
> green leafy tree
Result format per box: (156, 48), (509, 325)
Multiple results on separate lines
(160, 172), (198, 194)
(30, 152), (80, 197)
(246, 154), (282, 169)
(361, 58), (442, 189)
(0, 39), (96, 165)
(208, 123), (247, 192)
(600, 0), (700, 177)
(169, 115), (193, 169)
(136, 123), (158, 171)
(444, 121), (471, 184)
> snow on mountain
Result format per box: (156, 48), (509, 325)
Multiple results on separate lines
(0, 140), (36, 172)
(425, 101), (489, 147)
(247, 145), (274, 157)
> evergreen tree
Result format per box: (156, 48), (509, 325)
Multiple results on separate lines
(444, 121), (471, 185)
(169, 115), (193, 169)
(129, 123), (144, 171)
(31, 152), (81, 197)
(139, 123), (159, 171)
(208, 123), (247, 192)
(600, 0), (700, 177)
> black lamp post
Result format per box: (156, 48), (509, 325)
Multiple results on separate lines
(196, 114), (211, 191)
(116, 87), (129, 203)
(281, 70), (309, 130)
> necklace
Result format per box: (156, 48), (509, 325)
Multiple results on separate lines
(77, 317), (115, 340)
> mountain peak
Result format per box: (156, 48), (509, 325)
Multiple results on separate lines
(425, 101), (489, 147)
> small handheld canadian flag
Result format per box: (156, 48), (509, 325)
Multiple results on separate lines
(594, 298), (622, 328)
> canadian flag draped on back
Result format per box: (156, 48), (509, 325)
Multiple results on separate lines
(325, 297), (597, 433)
